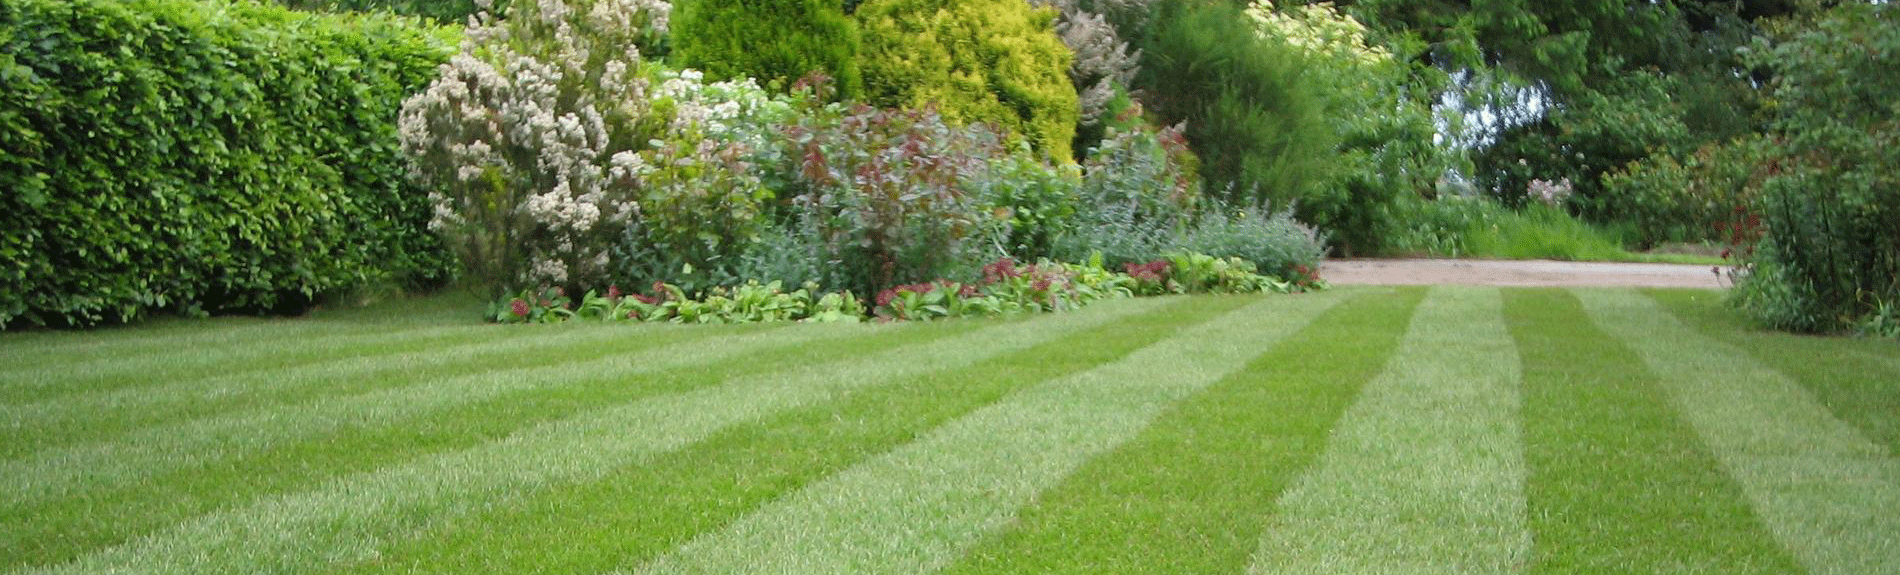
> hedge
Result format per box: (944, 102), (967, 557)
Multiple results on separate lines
(1, 0), (455, 327)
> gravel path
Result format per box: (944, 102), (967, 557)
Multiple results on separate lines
(1321, 258), (1730, 288)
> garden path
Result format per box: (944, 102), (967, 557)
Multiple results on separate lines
(1322, 258), (1728, 288)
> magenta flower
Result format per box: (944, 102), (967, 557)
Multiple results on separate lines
(510, 298), (530, 317)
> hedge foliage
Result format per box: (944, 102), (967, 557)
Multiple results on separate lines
(1733, 3), (1900, 334)
(0, 0), (455, 327)
(671, 0), (861, 99)
(855, 0), (1079, 161)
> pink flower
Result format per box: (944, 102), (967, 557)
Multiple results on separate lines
(510, 299), (530, 317)
(607, 285), (623, 300)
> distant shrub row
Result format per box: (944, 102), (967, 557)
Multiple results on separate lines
(0, 0), (455, 327)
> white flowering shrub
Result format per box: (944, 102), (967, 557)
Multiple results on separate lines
(401, 0), (794, 294)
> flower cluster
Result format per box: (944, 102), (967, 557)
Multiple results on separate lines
(1246, 0), (1391, 67)
(1528, 178), (1574, 207)
(401, 0), (670, 291)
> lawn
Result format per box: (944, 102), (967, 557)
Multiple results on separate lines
(2, 286), (1896, 575)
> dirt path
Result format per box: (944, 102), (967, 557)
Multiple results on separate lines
(1321, 258), (1729, 288)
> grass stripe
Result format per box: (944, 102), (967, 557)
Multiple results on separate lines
(622, 291), (1350, 575)
(1643, 288), (1900, 454)
(0, 296), (484, 373)
(0, 323), (505, 404)
(1580, 288), (1900, 575)
(319, 296), (1252, 575)
(0, 322), (829, 512)
(1247, 286), (1526, 575)
(1509, 288), (1801, 575)
(0, 322), (741, 457)
(2, 319), (977, 569)
(20, 296), (1170, 575)
(931, 287), (1421, 575)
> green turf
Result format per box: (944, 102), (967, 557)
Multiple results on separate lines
(1249, 286), (1527, 574)
(3, 288), (1895, 575)
(1508, 289), (1801, 574)
(938, 287), (1420, 575)
(325, 295), (1258, 575)
(1643, 288), (1900, 453)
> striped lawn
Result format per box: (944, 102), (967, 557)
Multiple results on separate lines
(2, 287), (1896, 575)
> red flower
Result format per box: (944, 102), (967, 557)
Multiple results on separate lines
(510, 298), (530, 317)
(876, 288), (897, 308)
(607, 285), (622, 300)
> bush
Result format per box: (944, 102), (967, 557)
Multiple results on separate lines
(1136, 0), (1334, 212)
(275, 0), (490, 24)
(670, 0), (861, 98)
(402, 0), (793, 296)
(1732, 3), (1900, 333)
(771, 103), (1014, 298)
(1052, 119), (1201, 267)
(1177, 203), (1326, 283)
(1598, 136), (1770, 249)
(855, 0), (1079, 160)
(0, 0), (455, 328)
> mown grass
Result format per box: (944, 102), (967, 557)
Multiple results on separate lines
(3, 287), (1895, 575)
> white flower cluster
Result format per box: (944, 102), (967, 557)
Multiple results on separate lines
(1057, 11), (1141, 127)
(1031, 0), (1145, 128)
(1247, 0), (1392, 68)
(1528, 178), (1574, 207)
(400, 0), (670, 289)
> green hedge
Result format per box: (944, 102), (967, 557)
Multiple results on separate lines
(855, 0), (1078, 161)
(672, 0), (861, 98)
(0, 0), (455, 327)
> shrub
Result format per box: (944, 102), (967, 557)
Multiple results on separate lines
(855, 0), (1079, 160)
(772, 103), (1014, 298)
(276, 0), (490, 24)
(403, 0), (794, 296)
(1052, 118), (1200, 267)
(1731, 3), (1900, 333)
(1136, 0), (1334, 212)
(1599, 136), (1771, 250)
(0, 0), (455, 327)
(670, 0), (861, 98)
(1247, 0), (1448, 255)
(1177, 203), (1326, 283)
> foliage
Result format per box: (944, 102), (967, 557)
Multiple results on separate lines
(402, 0), (794, 297)
(1599, 136), (1772, 249)
(1731, 2), (1900, 334)
(772, 103), (1014, 298)
(1175, 203), (1326, 285)
(1053, 119), (1200, 267)
(1382, 194), (1649, 262)
(0, 0), (455, 328)
(275, 0), (491, 24)
(670, 0), (860, 98)
(1248, 0), (1449, 255)
(1136, 0), (1334, 218)
(491, 280), (865, 323)
(855, 0), (1079, 160)
(979, 153), (1083, 262)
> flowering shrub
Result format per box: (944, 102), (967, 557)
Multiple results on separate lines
(400, 0), (669, 294)
(403, 0), (796, 297)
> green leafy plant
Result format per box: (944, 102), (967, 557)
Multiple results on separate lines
(1731, 2), (1900, 334)
(670, 0), (861, 98)
(0, 0), (455, 328)
(855, 0), (1079, 160)
(772, 102), (1014, 298)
